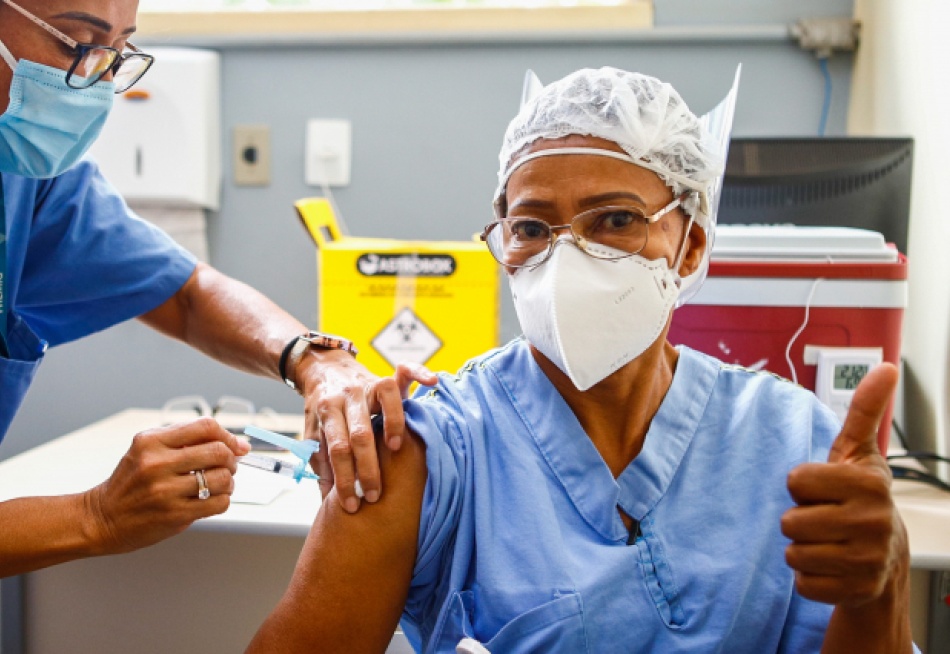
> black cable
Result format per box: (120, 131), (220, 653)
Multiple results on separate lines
(891, 418), (911, 451)
(887, 451), (950, 466)
(889, 465), (950, 493)
(888, 448), (950, 492)
(884, 406), (950, 492)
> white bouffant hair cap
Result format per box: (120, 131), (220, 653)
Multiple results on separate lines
(494, 66), (740, 304)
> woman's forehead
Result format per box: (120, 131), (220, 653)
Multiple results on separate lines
(520, 134), (626, 156)
(23, 0), (138, 31)
(507, 148), (670, 205)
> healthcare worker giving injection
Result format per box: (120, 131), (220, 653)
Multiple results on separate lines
(0, 0), (434, 578)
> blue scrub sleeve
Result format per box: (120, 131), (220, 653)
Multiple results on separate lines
(15, 158), (196, 346)
(403, 393), (466, 589)
(777, 589), (834, 653)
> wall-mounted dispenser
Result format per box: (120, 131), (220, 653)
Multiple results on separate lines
(89, 47), (221, 208)
(87, 47), (221, 261)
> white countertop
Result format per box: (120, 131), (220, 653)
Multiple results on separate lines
(891, 478), (950, 569)
(0, 409), (319, 537)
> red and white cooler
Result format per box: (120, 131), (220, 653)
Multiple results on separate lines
(669, 225), (908, 452)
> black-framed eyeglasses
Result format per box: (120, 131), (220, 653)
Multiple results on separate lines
(1, 0), (154, 93)
(480, 194), (689, 269)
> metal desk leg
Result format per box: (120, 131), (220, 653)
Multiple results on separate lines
(0, 575), (25, 654)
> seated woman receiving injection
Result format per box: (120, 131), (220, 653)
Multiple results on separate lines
(248, 68), (916, 654)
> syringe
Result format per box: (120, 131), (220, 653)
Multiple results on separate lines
(239, 425), (363, 497)
(240, 452), (319, 481)
(240, 425), (320, 483)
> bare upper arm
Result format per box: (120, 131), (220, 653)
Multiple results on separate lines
(137, 263), (203, 340)
(247, 428), (428, 654)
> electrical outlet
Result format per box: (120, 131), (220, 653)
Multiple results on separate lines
(790, 17), (861, 59)
(233, 124), (270, 186)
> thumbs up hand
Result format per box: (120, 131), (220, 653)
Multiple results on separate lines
(781, 362), (910, 608)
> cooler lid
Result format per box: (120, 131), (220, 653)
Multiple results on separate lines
(711, 225), (898, 262)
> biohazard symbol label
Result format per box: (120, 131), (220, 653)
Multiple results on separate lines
(371, 307), (443, 368)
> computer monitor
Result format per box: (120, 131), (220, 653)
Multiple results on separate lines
(717, 137), (914, 255)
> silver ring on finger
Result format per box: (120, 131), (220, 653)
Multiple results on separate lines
(195, 469), (211, 500)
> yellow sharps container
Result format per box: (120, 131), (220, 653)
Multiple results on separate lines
(296, 198), (500, 377)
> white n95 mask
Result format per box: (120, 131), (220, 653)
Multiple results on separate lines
(509, 241), (680, 391)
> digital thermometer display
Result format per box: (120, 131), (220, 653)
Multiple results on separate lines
(806, 346), (883, 422)
(833, 363), (870, 391)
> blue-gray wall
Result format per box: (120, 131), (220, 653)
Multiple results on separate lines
(1, 0), (855, 460)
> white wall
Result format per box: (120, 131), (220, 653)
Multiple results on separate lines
(850, 0), (950, 465)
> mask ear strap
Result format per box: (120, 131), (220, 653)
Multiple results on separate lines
(0, 38), (17, 72)
(671, 213), (696, 287)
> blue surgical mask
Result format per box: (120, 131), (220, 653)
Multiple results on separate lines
(0, 58), (114, 178)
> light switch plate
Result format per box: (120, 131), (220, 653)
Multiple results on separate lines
(306, 119), (351, 187)
(233, 124), (271, 186)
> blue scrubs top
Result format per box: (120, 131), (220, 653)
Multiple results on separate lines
(402, 339), (848, 653)
(0, 159), (196, 440)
